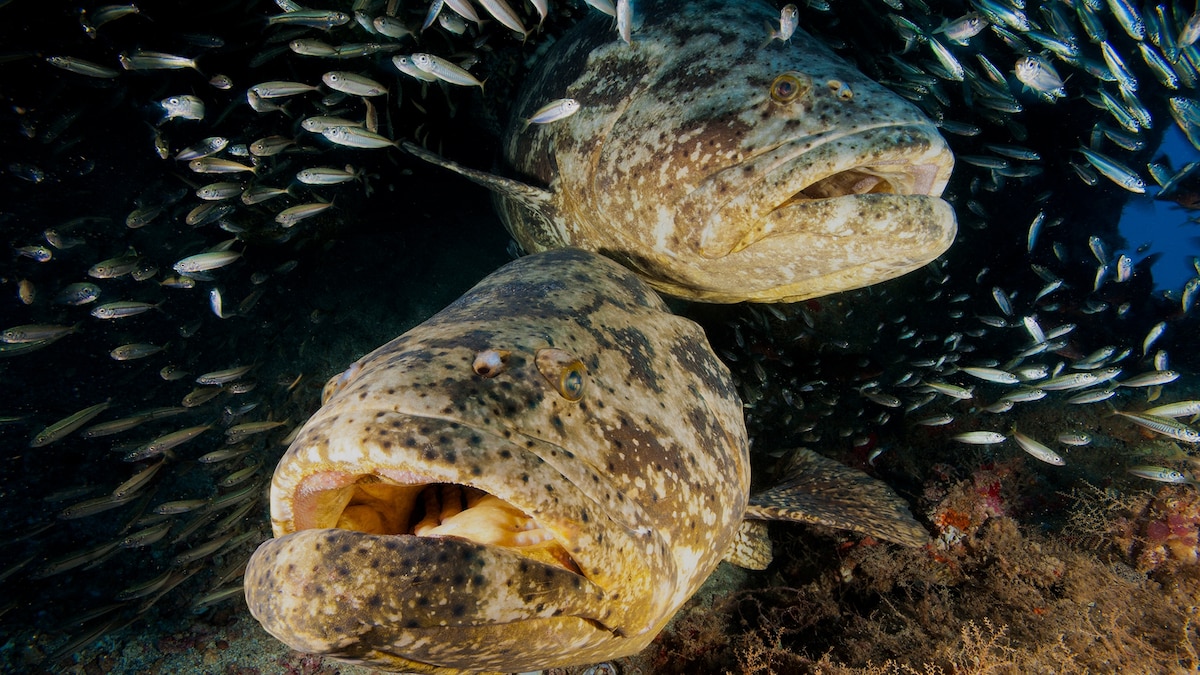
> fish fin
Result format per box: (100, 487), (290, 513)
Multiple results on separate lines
(723, 519), (772, 570)
(400, 141), (554, 209)
(757, 21), (777, 49)
(745, 448), (929, 548)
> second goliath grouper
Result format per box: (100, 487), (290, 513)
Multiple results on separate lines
(245, 249), (927, 673)
(406, 0), (956, 303)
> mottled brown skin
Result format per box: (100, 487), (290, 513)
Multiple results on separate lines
(407, 0), (956, 303)
(246, 249), (751, 672)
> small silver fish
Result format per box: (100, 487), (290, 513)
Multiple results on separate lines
(110, 343), (166, 360)
(526, 98), (581, 126)
(321, 126), (396, 149)
(410, 53), (485, 90)
(1112, 410), (1200, 444)
(764, 3), (798, 44)
(937, 12), (987, 45)
(1142, 321), (1167, 356)
(1057, 433), (1092, 446)
(1118, 370), (1180, 388)
(119, 50), (200, 71)
(266, 10), (351, 29)
(250, 81), (320, 98)
(174, 251), (242, 274)
(1010, 428), (1065, 466)
(321, 71), (387, 97)
(1128, 466), (1194, 484)
(210, 288), (229, 319)
(45, 55), (119, 78)
(55, 282), (101, 305)
(90, 301), (159, 319)
(1077, 147), (1146, 193)
(275, 201), (334, 227)
(958, 366), (1019, 384)
(296, 166), (361, 185)
(952, 431), (1007, 445)
(474, 0), (527, 37)
(1014, 56), (1065, 99)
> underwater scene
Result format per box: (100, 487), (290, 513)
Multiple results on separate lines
(1, 0), (1199, 672)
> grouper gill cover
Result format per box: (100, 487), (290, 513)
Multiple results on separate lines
(245, 249), (753, 672)
(407, 0), (957, 303)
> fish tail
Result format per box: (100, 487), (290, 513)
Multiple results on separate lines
(757, 22), (777, 49)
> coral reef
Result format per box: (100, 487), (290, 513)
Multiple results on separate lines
(640, 473), (1200, 674)
(1068, 482), (1200, 575)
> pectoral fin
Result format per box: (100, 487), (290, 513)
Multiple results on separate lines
(723, 519), (772, 570)
(400, 141), (554, 213)
(745, 448), (929, 548)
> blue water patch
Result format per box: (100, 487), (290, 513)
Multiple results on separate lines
(1118, 125), (1200, 293)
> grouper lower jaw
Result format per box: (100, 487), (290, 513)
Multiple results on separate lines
(245, 529), (641, 673)
(643, 194), (956, 304)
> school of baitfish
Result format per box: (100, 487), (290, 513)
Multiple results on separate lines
(0, 0), (1199, 671)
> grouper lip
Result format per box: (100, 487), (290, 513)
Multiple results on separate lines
(690, 121), (955, 257)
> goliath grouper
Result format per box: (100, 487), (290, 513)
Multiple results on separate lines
(245, 249), (928, 673)
(404, 0), (956, 303)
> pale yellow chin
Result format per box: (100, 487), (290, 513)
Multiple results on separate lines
(311, 480), (580, 573)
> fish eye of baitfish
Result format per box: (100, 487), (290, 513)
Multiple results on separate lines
(770, 71), (809, 103)
(535, 348), (586, 401)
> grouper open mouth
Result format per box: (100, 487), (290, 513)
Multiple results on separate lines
(682, 122), (955, 261)
(247, 410), (627, 669)
(288, 470), (583, 574)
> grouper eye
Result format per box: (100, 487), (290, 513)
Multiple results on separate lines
(535, 347), (586, 401)
(770, 71), (810, 103)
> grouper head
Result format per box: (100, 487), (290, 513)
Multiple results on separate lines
(406, 0), (956, 304)
(245, 249), (750, 673)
